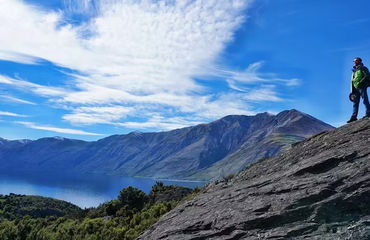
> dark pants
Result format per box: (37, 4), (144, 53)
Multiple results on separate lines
(352, 86), (370, 118)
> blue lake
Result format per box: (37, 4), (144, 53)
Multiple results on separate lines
(0, 171), (207, 208)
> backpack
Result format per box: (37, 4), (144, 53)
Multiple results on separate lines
(361, 66), (370, 87)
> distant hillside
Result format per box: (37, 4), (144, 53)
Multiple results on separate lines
(0, 193), (82, 220)
(138, 117), (370, 239)
(0, 109), (333, 180)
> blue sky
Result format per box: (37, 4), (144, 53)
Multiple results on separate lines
(0, 0), (369, 141)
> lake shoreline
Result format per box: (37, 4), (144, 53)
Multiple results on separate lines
(0, 171), (206, 208)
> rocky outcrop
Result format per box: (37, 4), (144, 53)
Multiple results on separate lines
(138, 119), (370, 239)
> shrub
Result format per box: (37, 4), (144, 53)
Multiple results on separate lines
(118, 187), (149, 211)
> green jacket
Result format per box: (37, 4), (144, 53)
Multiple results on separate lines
(351, 65), (369, 92)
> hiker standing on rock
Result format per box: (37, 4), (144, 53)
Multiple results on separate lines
(347, 57), (370, 123)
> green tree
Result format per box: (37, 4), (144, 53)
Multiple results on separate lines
(104, 199), (121, 216)
(118, 187), (148, 211)
(151, 181), (165, 192)
(0, 220), (17, 240)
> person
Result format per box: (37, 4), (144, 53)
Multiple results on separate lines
(347, 57), (370, 123)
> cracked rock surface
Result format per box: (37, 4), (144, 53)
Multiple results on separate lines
(138, 119), (370, 239)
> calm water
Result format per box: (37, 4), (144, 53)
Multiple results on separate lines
(0, 171), (206, 208)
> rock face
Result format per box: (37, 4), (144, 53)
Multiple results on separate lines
(0, 110), (333, 181)
(138, 119), (370, 239)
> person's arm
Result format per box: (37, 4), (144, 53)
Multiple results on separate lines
(351, 72), (355, 93)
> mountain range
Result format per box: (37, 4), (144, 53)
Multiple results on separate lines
(0, 109), (333, 181)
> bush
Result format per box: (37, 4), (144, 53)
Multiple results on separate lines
(118, 187), (149, 211)
(151, 181), (165, 192)
(104, 199), (122, 216)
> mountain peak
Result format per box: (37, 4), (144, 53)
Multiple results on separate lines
(255, 111), (273, 117)
(53, 136), (66, 141)
(129, 130), (143, 136)
(277, 108), (304, 117)
(287, 108), (301, 113)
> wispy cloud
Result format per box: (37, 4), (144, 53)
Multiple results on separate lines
(223, 61), (300, 89)
(0, 94), (36, 105)
(242, 85), (283, 102)
(0, 111), (27, 117)
(16, 121), (103, 136)
(0, 51), (41, 65)
(0, 0), (299, 131)
(117, 115), (204, 130)
(63, 106), (134, 125)
(0, 75), (70, 98)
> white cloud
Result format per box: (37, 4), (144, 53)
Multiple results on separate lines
(63, 106), (134, 125)
(16, 121), (103, 136)
(242, 85), (283, 102)
(0, 0), (251, 90)
(0, 0), (299, 131)
(224, 61), (301, 88)
(181, 93), (256, 119)
(0, 51), (40, 65)
(0, 111), (27, 117)
(227, 61), (268, 84)
(0, 95), (36, 105)
(285, 78), (301, 86)
(117, 115), (204, 130)
(0, 75), (70, 98)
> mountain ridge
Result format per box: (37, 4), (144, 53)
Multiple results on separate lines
(0, 109), (333, 180)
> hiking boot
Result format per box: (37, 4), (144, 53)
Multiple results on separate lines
(361, 115), (370, 120)
(347, 116), (357, 123)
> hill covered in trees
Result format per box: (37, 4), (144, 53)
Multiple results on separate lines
(0, 183), (196, 240)
(0, 194), (82, 220)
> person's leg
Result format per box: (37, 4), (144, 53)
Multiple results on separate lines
(360, 87), (370, 117)
(351, 88), (361, 119)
